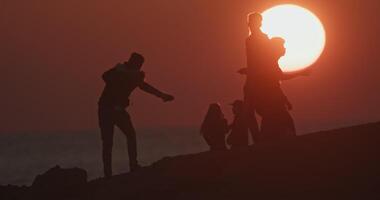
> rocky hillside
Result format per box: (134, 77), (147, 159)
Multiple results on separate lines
(2, 122), (380, 200)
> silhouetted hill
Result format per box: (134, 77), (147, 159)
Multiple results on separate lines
(2, 122), (380, 200)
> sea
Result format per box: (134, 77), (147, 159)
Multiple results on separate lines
(0, 127), (208, 186)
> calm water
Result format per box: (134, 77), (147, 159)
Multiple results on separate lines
(0, 127), (207, 185)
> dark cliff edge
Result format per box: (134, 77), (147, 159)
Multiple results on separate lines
(2, 122), (380, 200)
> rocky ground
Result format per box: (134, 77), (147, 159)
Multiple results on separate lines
(1, 122), (380, 200)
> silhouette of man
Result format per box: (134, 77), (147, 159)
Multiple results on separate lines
(243, 13), (309, 142)
(98, 52), (174, 177)
(243, 12), (270, 144)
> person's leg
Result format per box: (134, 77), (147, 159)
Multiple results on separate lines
(279, 110), (296, 137)
(263, 109), (294, 142)
(247, 111), (259, 144)
(98, 108), (115, 178)
(114, 111), (139, 170)
(243, 92), (260, 144)
(203, 135), (216, 151)
(216, 135), (227, 150)
(259, 107), (279, 143)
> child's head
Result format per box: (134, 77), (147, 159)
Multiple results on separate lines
(271, 37), (286, 59)
(206, 103), (223, 119)
(201, 103), (224, 133)
(230, 100), (244, 115)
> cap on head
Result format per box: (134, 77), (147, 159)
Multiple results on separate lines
(230, 100), (244, 107)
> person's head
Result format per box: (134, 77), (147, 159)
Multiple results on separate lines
(271, 37), (286, 58)
(247, 12), (263, 33)
(230, 100), (244, 116)
(201, 103), (224, 133)
(126, 52), (145, 70)
(206, 103), (223, 119)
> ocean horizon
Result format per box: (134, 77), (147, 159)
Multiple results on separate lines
(0, 120), (368, 186)
(0, 127), (208, 186)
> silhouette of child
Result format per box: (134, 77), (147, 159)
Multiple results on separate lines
(200, 103), (229, 151)
(267, 37), (293, 110)
(238, 37), (292, 110)
(259, 37), (296, 139)
(227, 100), (249, 149)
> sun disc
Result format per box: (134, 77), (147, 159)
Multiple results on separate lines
(261, 4), (326, 72)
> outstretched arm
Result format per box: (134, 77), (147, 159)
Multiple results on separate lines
(281, 68), (312, 81)
(281, 72), (301, 80)
(139, 82), (174, 102)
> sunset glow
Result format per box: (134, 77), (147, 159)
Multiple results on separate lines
(262, 5), (326, 72)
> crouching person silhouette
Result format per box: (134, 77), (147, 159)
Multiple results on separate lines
(200, 103), (229, 151)
(98, 53), (174, 177)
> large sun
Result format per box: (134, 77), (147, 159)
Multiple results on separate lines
(261, 4), (326, 72)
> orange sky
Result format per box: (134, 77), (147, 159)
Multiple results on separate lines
(1, 0), (380, 133)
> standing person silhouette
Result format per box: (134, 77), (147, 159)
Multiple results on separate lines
(98, 52), (174, 177)
(243, 13), (310, 142)
(243, 12), (270, 144)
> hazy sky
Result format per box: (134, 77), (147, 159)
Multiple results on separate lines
(1, 0), (379, 133)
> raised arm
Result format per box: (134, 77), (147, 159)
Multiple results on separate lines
(139, 82), (174, 102)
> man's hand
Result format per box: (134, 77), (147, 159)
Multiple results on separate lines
(299, 67), (313, 76)
(282, 67), (312, 80)
(161, 93), (175, 102)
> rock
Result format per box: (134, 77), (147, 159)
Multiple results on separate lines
(0, 185), (28, 200)
(30, 166), (87, 199)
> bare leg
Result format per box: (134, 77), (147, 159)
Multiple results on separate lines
(243, 99), (260, 144)
(280, 110), (296, 137)
(98, 108), (114, 178)
(115, 111), (138, 169)
(247, 111), (259, 144)
(261, 109), (296, 142)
